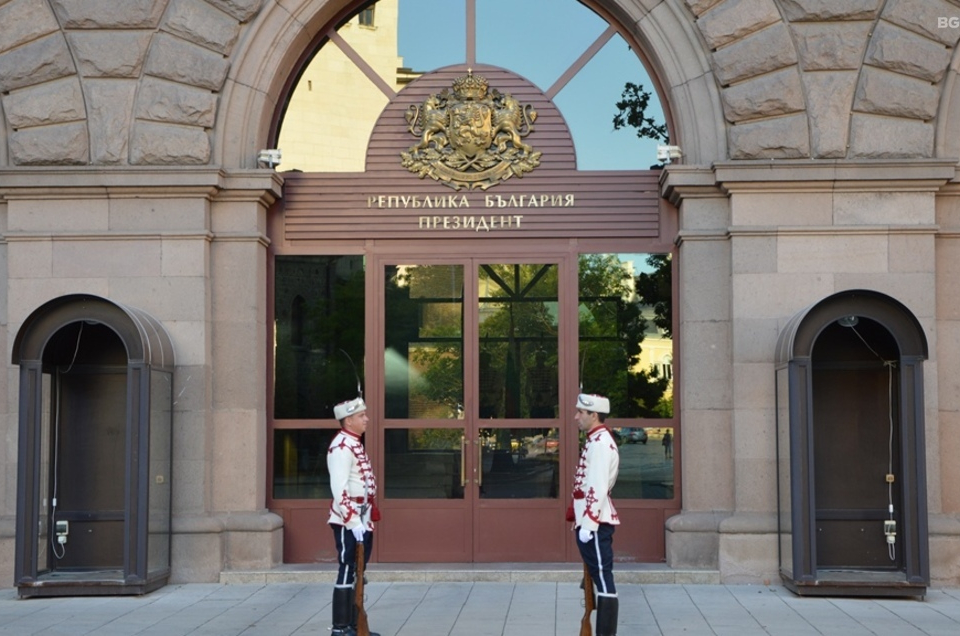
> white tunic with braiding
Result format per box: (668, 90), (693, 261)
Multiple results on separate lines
(571, 425), (620, 532)
(327, 429), (378, 531)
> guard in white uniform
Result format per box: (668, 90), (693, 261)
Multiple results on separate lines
(568, 393), (620, 636)
(327, 397), (380, 636)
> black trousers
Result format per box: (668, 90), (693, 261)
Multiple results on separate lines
(577, 523), (617, 596)
(330, 524), (374, 587)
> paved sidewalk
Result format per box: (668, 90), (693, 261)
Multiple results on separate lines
(2, 581), (960, 635)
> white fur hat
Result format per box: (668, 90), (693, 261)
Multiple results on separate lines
(334, 397), (367, 420)
(576, 393), (610, 414)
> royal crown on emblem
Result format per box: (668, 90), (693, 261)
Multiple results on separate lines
(452, 71), (488, 100)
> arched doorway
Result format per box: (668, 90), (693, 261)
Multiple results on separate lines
(13, 294), (175, 597)
(267, 0), (679, 564)
(775, 289), (929, 596)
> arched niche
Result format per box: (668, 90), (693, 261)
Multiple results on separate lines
(12, 294), (175, 597)
(775, 289), (929, 597)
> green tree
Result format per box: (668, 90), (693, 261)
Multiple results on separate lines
(579, 254), (672, 418)
(612, 81), (668, 143)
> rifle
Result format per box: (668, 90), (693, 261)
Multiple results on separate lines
(355, 542), (370, 636)
(580, 561), (595, 636)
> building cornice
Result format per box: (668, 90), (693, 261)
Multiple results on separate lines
(0, 167), (284, 206)
(662, 160), (959, 204)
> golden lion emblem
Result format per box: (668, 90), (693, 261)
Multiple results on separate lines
(401, 71), (541, 191)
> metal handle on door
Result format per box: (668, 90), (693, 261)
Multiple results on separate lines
(476, 439), (482, 486)
(460, 436), (466, 487)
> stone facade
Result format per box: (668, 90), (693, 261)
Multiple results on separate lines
(1, 0), (959, 586)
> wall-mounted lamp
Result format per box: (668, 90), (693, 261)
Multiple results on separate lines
(257, 149), (282, 169)
(657, 144), (683, 164)
(837, 315), (859, 328)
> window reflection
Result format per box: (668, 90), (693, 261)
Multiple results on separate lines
(278, 0), (666, 172)
(273, 429), (338, 499)
(274, 256), (365, 420)
(611, 426), (674, 499)
(479, 264), (558, 419)
(478, 428), (559, 499)
(578, 253), (672, 418)
(384, 429), (464, 498)
(385, 265), (464, 419)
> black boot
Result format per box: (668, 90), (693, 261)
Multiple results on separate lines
(331, 586), (356, 636)
(349, 587), (381, 636)
(596, 595), (618, 636)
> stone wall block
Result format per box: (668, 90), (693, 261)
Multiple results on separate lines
(854, 66), (940, 121)
(882, 0), (960, 46)
(803, 71), (857, 158)
(864, 22), (953, 83)
(0, 33), (75, 93)
(728, 113), (810, 159)
(50, 0), (167, 29)
(67, 32), (152, 78)
(696, 0), (782, 50)
(721, 68), (804, 122)
(205, 0), (265, 23)
(10, 121), (89, 165)
(778, 0), (881, 21)
(2, 77), (85, 129)
(144, 33), (231, 91)
(848, 112), (934, 158)
(684, 0), (724, 17)
(792, 23), (872, 71)
(164, 0), (241, 55)
(713, 23), (797, 86)
(87, 79), (137, 164)
(130, 121), (210, 164)
(136, 77), (218, 127)
(0, 0), (61, 53)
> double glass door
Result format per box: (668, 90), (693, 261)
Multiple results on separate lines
(377, 258), (569, 562)
(271, 249), (676, 563)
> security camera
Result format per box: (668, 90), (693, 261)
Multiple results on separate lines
(656, 145), (682, 164)
(257, 149), (282, 168)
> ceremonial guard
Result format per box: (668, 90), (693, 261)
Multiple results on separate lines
(327, 397), (380, 636)
(568, 393), (620, 635)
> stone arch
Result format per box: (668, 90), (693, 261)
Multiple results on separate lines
(215, 0), (729, 167)
(936, 41), (960, 161)
(3, 1), (958, 167)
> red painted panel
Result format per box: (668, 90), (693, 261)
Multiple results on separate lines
(376, 505), (471, 562)
(475, 504), (567, 562)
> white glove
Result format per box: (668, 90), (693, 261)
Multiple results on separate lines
(578, 527), (594, 543)
(351, 526), (365, 542)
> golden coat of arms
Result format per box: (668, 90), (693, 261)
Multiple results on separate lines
(401, 71), (541, 191)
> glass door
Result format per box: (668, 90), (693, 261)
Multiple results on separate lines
(379, 261), (470, 561)
(473, 262), (564, 561)
(376, 258), (567, 562)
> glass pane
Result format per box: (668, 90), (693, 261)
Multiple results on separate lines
(385, 265), (464, 419)
(384, 428), (464, 498)
(478, 427), (559, 498)
(273, 429), (338, 499)
(579, 253), (672, 418)
(274, 255), (365, 420)
(476, 0), (606, 90)
(276, 5), (395, 171)
(398, 0), (466, 72)
(148, 370), (173, 573)
(553, 33), (666, 170)
(279, 0), (668, 173)
(479, 264), (558, 419)
(39, 372), (51, 573)
(611, 426), (673, 499)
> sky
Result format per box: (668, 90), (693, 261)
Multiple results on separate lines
(395, 0), (668, 170)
